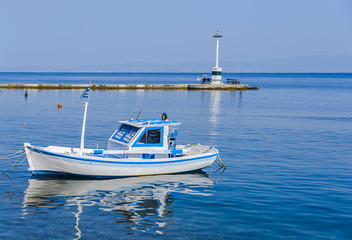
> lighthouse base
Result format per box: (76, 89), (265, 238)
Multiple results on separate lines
(211, 67), (222, 85)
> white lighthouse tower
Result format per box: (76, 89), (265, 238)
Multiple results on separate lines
(211, 30), (223, 85)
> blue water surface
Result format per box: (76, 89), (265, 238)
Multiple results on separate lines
(0, 73), (352, 239)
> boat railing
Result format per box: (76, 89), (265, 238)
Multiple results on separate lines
(100, 144), (215, 157)
(99, 149), (177, 155)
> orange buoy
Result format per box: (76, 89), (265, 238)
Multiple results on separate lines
(58, 103), (62, 108)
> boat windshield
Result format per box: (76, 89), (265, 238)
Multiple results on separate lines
(112, 124), (140, 143)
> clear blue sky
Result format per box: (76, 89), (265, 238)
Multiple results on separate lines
(0, 0), (351, 72)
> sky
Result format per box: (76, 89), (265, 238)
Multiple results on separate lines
(0, 0), (351, 72)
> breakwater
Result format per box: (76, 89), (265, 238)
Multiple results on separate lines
(0, 84), (257, 90)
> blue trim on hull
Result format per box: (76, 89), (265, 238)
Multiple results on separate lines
(27, 146), (218, 165)
(32, 170), (72, 176)
(31, 169), (209, 179)
(31, 170), (132, 179)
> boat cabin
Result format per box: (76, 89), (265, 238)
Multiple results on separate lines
(107, 117), (181, 159)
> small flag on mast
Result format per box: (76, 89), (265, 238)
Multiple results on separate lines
(80, 85), (90, 99)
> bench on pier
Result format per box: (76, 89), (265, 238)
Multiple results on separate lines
(201, 78), (211, 84)
(226, 78), (240, 84)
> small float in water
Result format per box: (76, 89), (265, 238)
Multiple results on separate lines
(24, 86), (221, 178)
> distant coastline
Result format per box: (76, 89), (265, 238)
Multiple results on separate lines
(0, 72), (351, 74)
(1, 55), (352, 73)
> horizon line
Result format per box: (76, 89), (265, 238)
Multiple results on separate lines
(0, 71), (351, 74)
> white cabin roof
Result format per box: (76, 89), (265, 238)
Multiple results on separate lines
(119, 118), (181, 128)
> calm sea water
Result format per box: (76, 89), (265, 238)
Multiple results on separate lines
(0, 73), (352, 239)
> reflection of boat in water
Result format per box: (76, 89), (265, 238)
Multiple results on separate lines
(22, 172), (214, 237)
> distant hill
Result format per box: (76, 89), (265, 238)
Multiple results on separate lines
(1, 55), (351, 73)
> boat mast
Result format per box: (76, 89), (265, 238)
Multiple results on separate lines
(80, 85), (90, 155)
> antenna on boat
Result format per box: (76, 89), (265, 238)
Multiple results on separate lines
(136, 109), (142, 120)
(79, 84), (90, 155)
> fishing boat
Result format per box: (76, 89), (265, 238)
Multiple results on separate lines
(24, 86), (221, 177)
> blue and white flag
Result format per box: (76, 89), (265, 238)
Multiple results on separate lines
(80, 85), (90, 99)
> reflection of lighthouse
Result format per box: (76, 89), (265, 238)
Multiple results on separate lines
(211, 31), (223, 85)
(209, 91), (221, 134)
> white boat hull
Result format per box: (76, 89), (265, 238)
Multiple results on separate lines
(24, 144), (218, 177)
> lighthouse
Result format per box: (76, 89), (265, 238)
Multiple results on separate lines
(211, 31), (223, 85)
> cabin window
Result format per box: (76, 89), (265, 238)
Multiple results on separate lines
(112, 124), (139, 143)
(169, 126), (178, 138)
(137, 129), (161, 144)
